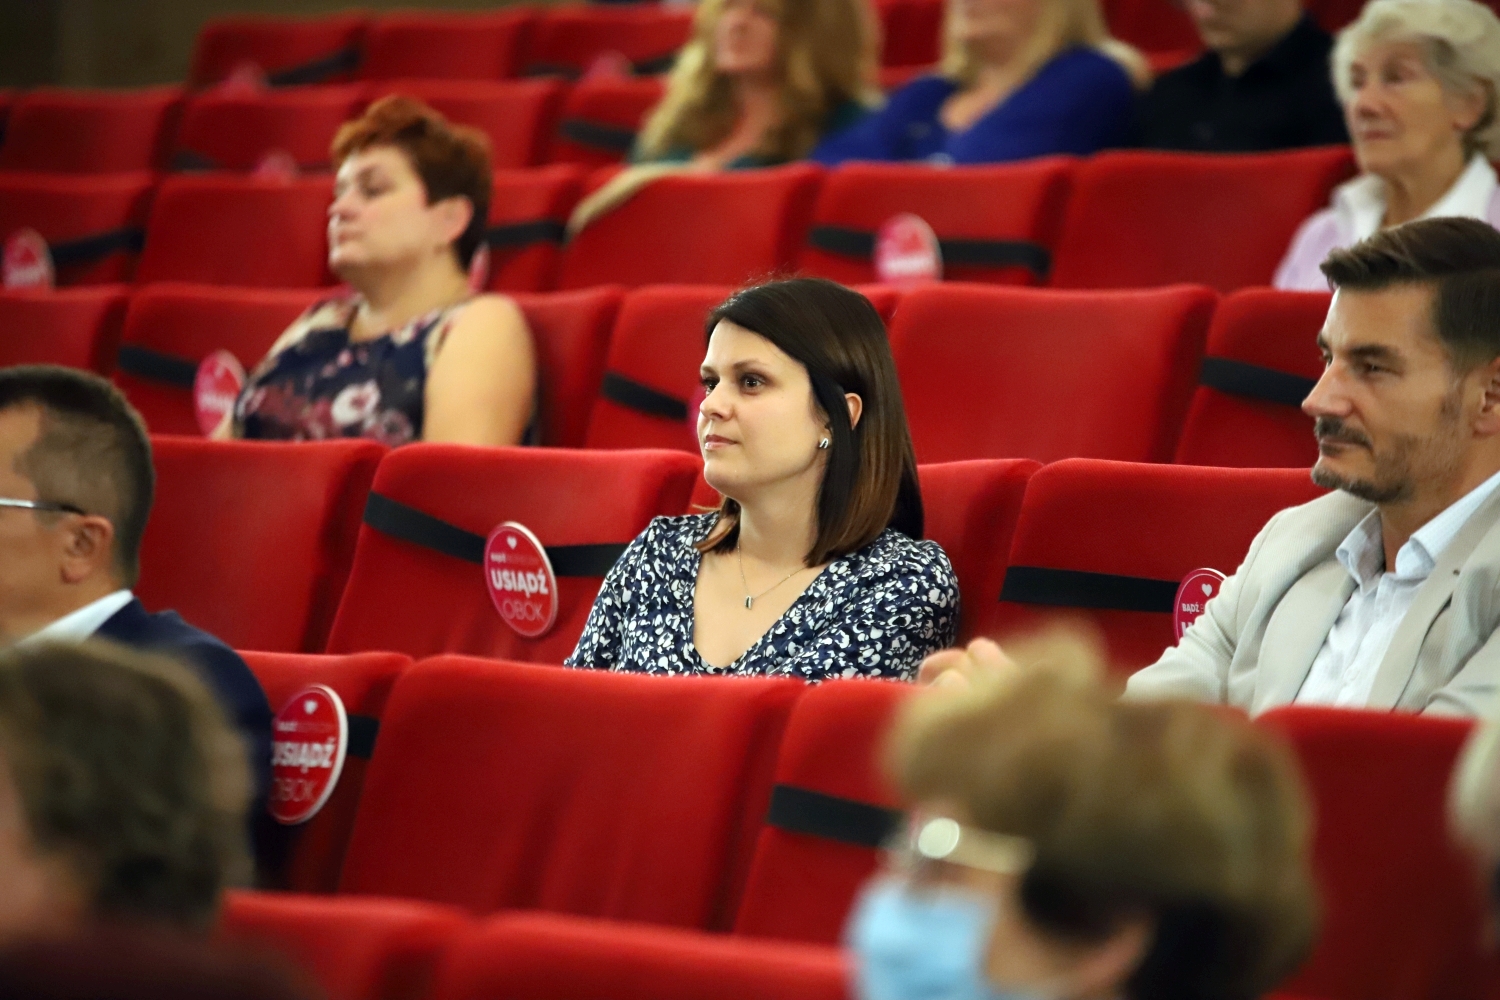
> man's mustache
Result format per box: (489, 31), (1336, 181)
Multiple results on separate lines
(1314, 417), (1371, 448)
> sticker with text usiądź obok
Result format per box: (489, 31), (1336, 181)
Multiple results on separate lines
(485, 522), (559, 638)
(269, 684), (348, 825)
(1173, 568), (1227, 640)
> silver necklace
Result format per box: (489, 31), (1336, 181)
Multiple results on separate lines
(737, 548), (804, 610)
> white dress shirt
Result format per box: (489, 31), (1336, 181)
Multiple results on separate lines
(1297, 470), (1500, 707)
(16, 590), (135, 647)
(1336, 154), (1498, 243)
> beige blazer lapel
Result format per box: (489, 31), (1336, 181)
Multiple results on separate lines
(1253, 558), (1357, 712)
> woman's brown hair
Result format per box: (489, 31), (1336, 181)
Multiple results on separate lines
(697, 277), (922, 566)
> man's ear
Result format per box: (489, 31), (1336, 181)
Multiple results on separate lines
(57, 516), (115, 587)
(1476, 359), (1500, 436)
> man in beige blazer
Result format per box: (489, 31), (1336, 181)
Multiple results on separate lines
(926, 217), (1500, 716)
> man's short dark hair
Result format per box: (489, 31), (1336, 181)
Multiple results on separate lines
(0, 365), (154, 586)
(1321, 217), (1500, 373)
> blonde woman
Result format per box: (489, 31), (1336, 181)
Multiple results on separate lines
(812, 0), (1147, 164)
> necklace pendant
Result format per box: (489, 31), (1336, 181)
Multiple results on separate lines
(744, 596), (754, 610)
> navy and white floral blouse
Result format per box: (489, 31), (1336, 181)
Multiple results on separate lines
(565, 513), (960, 682)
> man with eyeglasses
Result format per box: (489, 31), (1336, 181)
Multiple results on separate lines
(0, 365), (271, 804)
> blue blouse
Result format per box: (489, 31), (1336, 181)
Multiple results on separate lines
(810, 48), (1134, 165)
(564, 513), (959, 682)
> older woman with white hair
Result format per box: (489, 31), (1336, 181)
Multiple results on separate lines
(1275, 0), (1500, 290)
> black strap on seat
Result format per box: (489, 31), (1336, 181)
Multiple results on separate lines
(525, 61), (585, 79)
(362, 492), (626, 577)
(806, 225), (1051, 278)
(171, 149), (220, 172)
(346, 714), (379, 760)
(115, 345), (198, 389)
(265, 46), (362, 87)
(632, 53), (678, 75)
(557, 118), (637, 154)
(47, 228), (146, 269)
(1198, 356), (1317, 408)
(600, 372), (688, 421)
(525, 52), (678, 79)
(766, 784), (903, 849)
(999, 566), (1179, 614)
(486, 220), (567, 251)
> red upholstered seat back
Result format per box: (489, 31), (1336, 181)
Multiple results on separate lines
(1050, 149), (1355, 291)
(484, 165), (584, 293)
(512, 286), (622, 448)
(550, 78), (667, 168)
(890, 284), (1216, 464)
(140, 437), (383, 654)
(557, 166), (823, 289)
(917, 459), (1040, 642)
(0, 171), (156, 285)
(325, 444), (700, 663)
(243, 651), (411, 893)
(0, 286), (127, 373)
(994, 459), (1325, 670)
(799, 161), (1071, 287)
(733, 679), (913, 943)
(359, 10), (533, 82)
(339, 656), (803, 929)
(0, 87), (183, 174)
(220, 890), (470, 1000)
(173, 85), (364, 172)
(523, 7), (694, 77)
(1102, 0), (1201, 52)
(876, 0), (945, 67)
(1175, 288), (1329, 468)
(367, 80), (567, 171)
(1257, 708), (1489, 1000)
(114, 282), (322, 435)
(136, 175), (335, 287)
(189, 14), (368, 89)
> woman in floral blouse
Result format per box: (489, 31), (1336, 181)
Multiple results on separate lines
(566, 278), (958, 682)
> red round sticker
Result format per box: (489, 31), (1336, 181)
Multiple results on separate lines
(1173, 568), (1227, 640)
(875, 213), (943, 284)
(467, 243), (492, 293)
(582, 50), (633, 82)
(3, 229), (55, 290)
(269, 684), (348, 825)
(194, 350), (246, 436)
(485, 522), (559, 639)
(252, 149), (299, 182)
(219, 61), (268, 95)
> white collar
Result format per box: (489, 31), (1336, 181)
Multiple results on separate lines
(1336, 468), (1500, 587)
(16, 590), (135, 647)
(1334, 155), (1497, 242)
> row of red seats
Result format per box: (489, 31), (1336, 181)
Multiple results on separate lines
(228, 648), (1490, 1000)
(0, 151), (1355, 293)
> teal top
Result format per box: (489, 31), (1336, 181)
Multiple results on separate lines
(633, 99), (871, 169)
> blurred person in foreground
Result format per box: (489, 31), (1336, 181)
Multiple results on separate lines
(851, 632), (1316, 1000)
(1276, 0), (1500, 290)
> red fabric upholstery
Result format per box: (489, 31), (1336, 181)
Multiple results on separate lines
(511, 285), (623, 447)
(359, 10), (533, 81)
(550, 78), (667, 168)
(140, 437), (383, 654)
(242, 651), (411, 893)
(0, 87), (183, 174)
(173, 85), (364, 172)
(339, 656), (803, 929)
(137, 175), (334, 287)
(917, 459), (1040, 643)
(733, 679), (913, 943)
(557, 165), (823, 289)
(890, 284), (1216, 463)
(365, 80), (567, 171)
(523, 7), (694, 77)
(325, 444), (701, 663)
(189, 14), (369, 89)
(219, 890), (471, 1000)
(993, 459), (1325, 670)
(434, 913), (849, 1000)
(1102, 0), (1201, 53)
(484, 164), (585, 292)
(0, 171), (156, 285)
(798, 160), (1072, 287)
(1256, 708), (1489, 1000)
(876, 0), (945, 67)
(0, 286), (128, 373)
(1050, 149), (1355, 291)
(1175, 288), (1329, 468)
(114, 282), (322, 435)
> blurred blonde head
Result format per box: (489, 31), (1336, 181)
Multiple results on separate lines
(939, 0), (1150, 89)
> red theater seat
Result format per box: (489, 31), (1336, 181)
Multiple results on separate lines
(0, 286), (128, 373)
(434, 913), (849, 1000)
(483, 165), (585, 292)
(1050, 149), (1355, 291)
(524, 7), (694, 78)
(359, 10), (533, 81)
(0, 172), (156, 285)
(550, 78), (666, 168)
(992, 459), (1324, 670)
(0, 87), (183, 174)
(189, 13), (368, 89)
(114, 283), (322, 435)
(1257, 708), (1489, 1000)
(511, 285), (623, 447)
(917, 460), (1040, 643)
(367, 80), (567, 171)
(324, 444), (700, 663)
(1103, 0), (1201, 54)
(799, 161), (1071, 287)
(136, 174), (333, 287)
(139, 437), (383, 654)
(733, 679), (913, 943)
(242, 651), (411, 893)
(339, 656), (803, 928)
(173, 85), (364, 172)
(220, 891), (470, 1000)
(1175, 288), (1328, 468)
(557, 165), (822, 289)
(876, 0), (944, 67)
(890, 284), (1216, 464)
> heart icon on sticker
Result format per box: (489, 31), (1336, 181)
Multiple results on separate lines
(1201, 583), (1213, 596)
(304, 700), (317, 714)
(507, 536), (518, 549)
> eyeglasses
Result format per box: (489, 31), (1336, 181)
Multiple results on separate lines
(0, 497), (87, 516)
(888, 816), (1035, 877)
